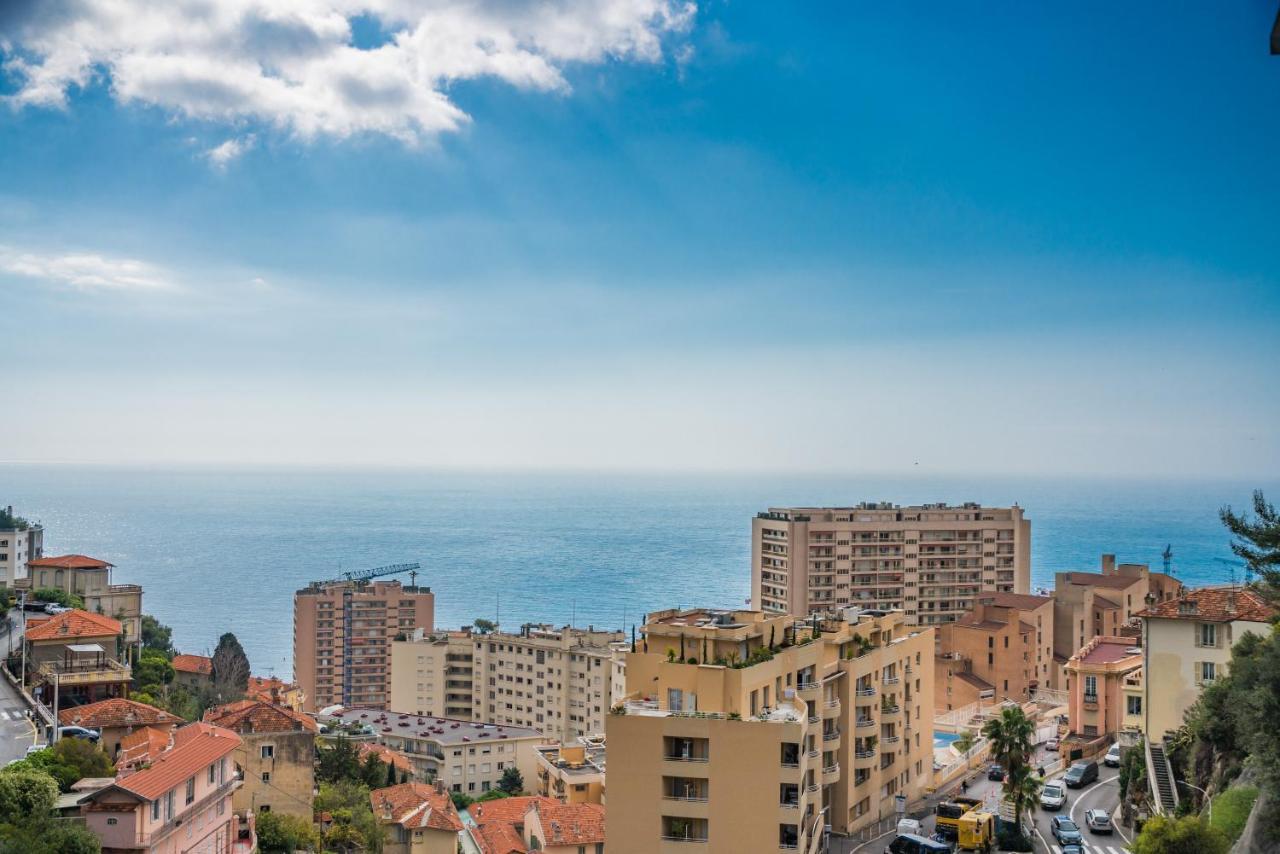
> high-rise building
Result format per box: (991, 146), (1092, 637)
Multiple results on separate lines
(752, 502), (1031, 625)
(390, 623), (622, 743)
(293, 580), (434, 712)
(0, 505), (43, 587)
(607, 606), (935, 852)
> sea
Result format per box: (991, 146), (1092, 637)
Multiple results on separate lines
(1, 465), (1273, 680)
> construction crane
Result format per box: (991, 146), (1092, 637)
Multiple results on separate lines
(316, 562), (421, 587)
(1162, 544), (1173, 576)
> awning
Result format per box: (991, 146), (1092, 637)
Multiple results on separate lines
(66, 643), (105, 654)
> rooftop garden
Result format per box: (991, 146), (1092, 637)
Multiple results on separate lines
(0, 508), (31, 530)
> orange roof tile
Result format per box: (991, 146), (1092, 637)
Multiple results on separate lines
(468, 796), (556, 826)
(25, 609), (122, 641)
(59, 698), (182, 729)
(371, 782), (464, 833)
(172, 654), (212, 675)
(473, 821), (528, 854)
(204, 699), (318, 734)
(245, 675), (299, 702)
(530, 801), (605, 846)
(27, 554), (113, 569)
(118, 727), (173, 768)
(357, 741), (414, 774)
(97, 723), (240, 801)
(1137, 587), (1276, 624)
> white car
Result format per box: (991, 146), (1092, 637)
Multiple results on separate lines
(1104, 743), (1122, 767)
(44, 604), (71, 615)
(1040, 781), (1067, 810)
(26, 744), (47, 757)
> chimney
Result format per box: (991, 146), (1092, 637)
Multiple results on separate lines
(434, 778), (446, 795)
(379, 798), (392, 821)
(1101, 554), (1116, 575)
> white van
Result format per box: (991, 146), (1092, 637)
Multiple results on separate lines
(1104, 743), (1122, 767)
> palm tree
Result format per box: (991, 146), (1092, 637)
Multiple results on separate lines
(954, 730), (977, 771)
(981, 706), (1035, 777)
(1003, 764), (1042, 831)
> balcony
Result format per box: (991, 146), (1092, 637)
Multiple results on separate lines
(37, 657), (130, 687)
(855, 685), (876, 698)
(853, 749), (877, 769)
(855, 717), (875, 729)
(882, 735), (901, 746)
(822, 728), (841, 743)
(822, 763), (841, 783)
(822, 699), (841, 719)
(882, 675), (900, 686)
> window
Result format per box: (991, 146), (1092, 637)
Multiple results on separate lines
(185, 777), (195, 805)
(259, 804), (271, 812)
(262, 772), (271, 783)
(1200, 661), (1216, 683)
(1199, 624), (1217, 648)
(208, 764), (216, 784)
(151, 800), (161, 821)
(1127, 696), (1142, 715)
(165, 790), (175, 821)
(1084, 675), (1097, 699)
(261, 744), (275, 759)
(107, 818), (118, 826)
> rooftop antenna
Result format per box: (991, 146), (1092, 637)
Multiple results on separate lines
(408, 569), (418, 588)
(1162, 544), (1173, 576)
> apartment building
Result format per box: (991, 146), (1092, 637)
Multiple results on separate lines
(752, 503), (1030, 626)
(391, 623), (623, 743)
(371, 781), (464, 854)
(608, 606), (934, 853)
(1063, 637), (1142, 744)
(935, 593), (1055, 710)
(0, 506), (43, 587)
(535, 738), (607, 804)
(24, 554), (144, 646)
(80, 722), (254, 854)
(204, 699), (318, 820)
(319, 706), (545, 798)
(1052, 554), (1180, 666)
(293, 579), (435, 712)
(1138, 586), (1276, 740)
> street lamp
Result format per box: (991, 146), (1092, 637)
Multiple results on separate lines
(1176, 780), (1211, 823)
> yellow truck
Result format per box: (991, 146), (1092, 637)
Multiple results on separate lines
(934, 796), (983, 839)
(954, 810), (996, 852)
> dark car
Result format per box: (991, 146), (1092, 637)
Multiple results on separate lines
(885, 833), (952, 854)
(57, 726), (100, 743)
(1085, 808), (1114, 834)
(1061, 845), (1085, 854)
(986, 763), (1004, 781)
(1063, 760), (1099, 788)
(1051, 816), (1083, 845)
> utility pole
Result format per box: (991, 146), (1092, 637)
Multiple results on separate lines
(18, 591), (26, 695)
(51, 672), (59, 745)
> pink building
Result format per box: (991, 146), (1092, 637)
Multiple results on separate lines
(80, 722), (256, 854)
(1064, 636), (1142, 746)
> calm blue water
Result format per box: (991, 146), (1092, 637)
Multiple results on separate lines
(0, 466), (1272, 679)
(934, 732), (961, 750)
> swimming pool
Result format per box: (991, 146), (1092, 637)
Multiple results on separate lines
(934, 731), (962, 750)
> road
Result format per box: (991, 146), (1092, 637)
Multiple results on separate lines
(0, 611), (41, 764)
(1029, 765), (1131, 854)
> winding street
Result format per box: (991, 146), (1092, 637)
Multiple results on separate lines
(1029, 769), (1131, 854)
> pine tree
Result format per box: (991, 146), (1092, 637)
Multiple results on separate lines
(210, 632), (251, 697)
(1221, 490), (1280, 601)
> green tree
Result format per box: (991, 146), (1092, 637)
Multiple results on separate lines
(0, 821), (101, 854)
(497, 766), (524, 795)
(317, 736), (363, 784)
(1132, 814), (1229, 854)
(473, 618), (497, 634)
(954, 730), (977, 771)
(359, 753), (388, 789)
(50, 738), (114, 781)
(1220, 491), (1280, 599)
(256, 810), (322, 853)
(32, 588), (85, 610)
(133, 650), (176, 690)
(451, 791), (475, 810)
(385, 759), (397, 787)
(0, 768), (57, 822)
(981, 706), (1037, 832)
(210, 632), (251, 696)
(1003, 765), (1042, 832)
(477, 788), (510, 802)
(315, 780), (383, 853)
(141, 615), (174, 658)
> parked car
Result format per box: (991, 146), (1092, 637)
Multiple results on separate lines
(57, 726), (100, 742)
(43, 603), (71, 615)
(1104, 742), (1122, 767)
(1085, 809), (1114, 834)
(986, 763), (1004, 781)
(1061, 845), (1085, 854)
(885, 834), (952, 854)
(1051, 816), (1084, 846)
(1040, 781), (1067, 810)
(1063, 760), (1099, 788)
(25, 744), (46, 756)
(897, 819), (923, 837)
(1044, 737), (1059, 752)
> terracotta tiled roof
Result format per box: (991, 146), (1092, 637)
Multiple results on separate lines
(59, 698), (182, 729)
(245, 676), (299, 702)
(357, 741), (414, 774)
(101, 723), (239, 801)
(27, 554), (113, 569)
(204, 700), (318, 734)
(172, 654), (213, 675)
(531, 801), (605, 846)
(1137, 587), (1276, 624)
(977, 592), (1052, 611)
(473, 821), (528, 854)
(371, 782), (463, 833)
(118, 727), (173, 768)
(25, 609), (122, 641)
(468, 796), (556, 826)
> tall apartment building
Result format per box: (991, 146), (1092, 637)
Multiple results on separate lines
(294, 580), (434, 712)
(753, 503), (1031, 626)
(608, 606), (935, 853)
(390, 623), (623, 743)
(0, 505), (43, 587)
(935, 592), (1056, 711)
(1052, 554), (1180, 665)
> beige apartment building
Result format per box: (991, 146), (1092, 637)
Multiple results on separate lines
(23, 554), (144, 647)
(0, 506), (43, 587)
(1063, 636), (1142, 745)
(608, 606), (935, 853)
(935, 592), (1055, 711)
(535, 738), (607, 804)
(204, 699), (319, 820)
(753, 503), (1030, 626)
(294, 580), (435, 712)
(1052, 554), (1180, 668)
(391, 623), (623, 744)
(1138, 586), (1275, 741)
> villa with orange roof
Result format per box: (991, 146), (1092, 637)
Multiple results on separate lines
(171, 654), (213, 691)
(204, 699), (318, 820)
(358, 741), (416, 781)
(371, 780), (464, 854)
(59, 697), (183, 760)
(245, 675), (305, 713)
(24, 608), (131, 708)
(463, 796), (605, 854)
(79, 721), (256, 853)
(22, 553), (145, 646)
(1064, 636), (1143, 749)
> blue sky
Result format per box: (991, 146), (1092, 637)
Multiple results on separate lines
(0, 2), (1277, 476)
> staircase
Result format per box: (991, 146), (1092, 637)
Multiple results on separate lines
(1146, 740), (1179, 815)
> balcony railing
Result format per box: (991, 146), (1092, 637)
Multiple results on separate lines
(856, 718), (875, 729)
(662, 836), (709, 844)
(822, 729), (841, 742)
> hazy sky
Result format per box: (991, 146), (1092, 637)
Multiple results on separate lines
(1, 2), (1277, 476)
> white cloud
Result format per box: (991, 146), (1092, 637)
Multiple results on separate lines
(1, 0), (696, 144)
(205, 134), (256, 170)
(0, 246), (173, 292)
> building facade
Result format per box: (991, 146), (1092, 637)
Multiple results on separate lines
(25, 609), (132, 709)
(371, 781), (464, 854)
(391, 623), (623, 744)
(752, 503), (1030, 625)
(1138, 587), (1276, 740)
(935, 592), (1055, 711)
(1063, 636), (1142, 744)
(22, 554), (144, 647)
(535, 738), (607, 804)
(0, 506), (43, 588)
(1052, 555), (1180, 667)
(608, 607), (934, 853)
(59, 698), (182, 762)
(293, 580), (435, 712)
(204, 700), (318, 820)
